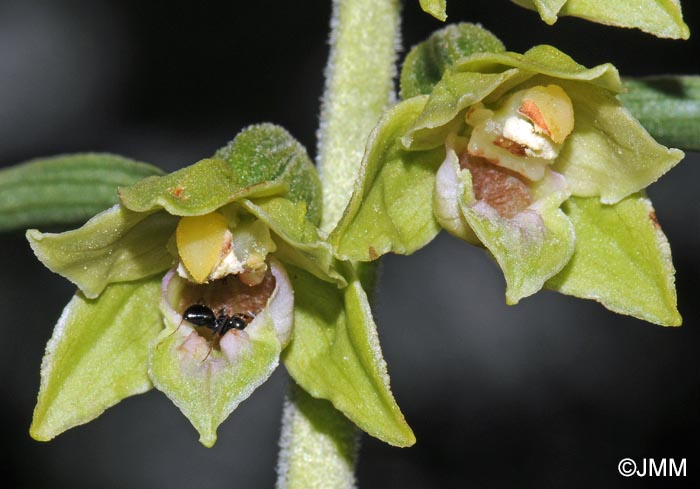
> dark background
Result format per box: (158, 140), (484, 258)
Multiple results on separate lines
(1, 1), (699, 487)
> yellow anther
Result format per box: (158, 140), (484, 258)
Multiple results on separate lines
(176, 212), (229, 283)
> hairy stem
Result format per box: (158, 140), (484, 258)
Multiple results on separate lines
(276, 382), (360, 489)
(276, 0), (401, 487)
(317, 0), (402, 234)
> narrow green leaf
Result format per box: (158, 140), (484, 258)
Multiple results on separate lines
(331, 97), (444, 261)
(553, 79), (684, 204)
(546, 194), (681, 326)
(27, 205), (178, 299)
(400, 23), (506, 100)
(30, 277), (162, 441)
(150, 303), (281, 448)
(511, 0), (689, 39)
(0, 153), (163, 233)
(240, 198), (347, 286)
(283, 265), (415, 447)
(418, 0), (447, 21)
(120, 124), (322, 223)
(620, 76), (700, 152)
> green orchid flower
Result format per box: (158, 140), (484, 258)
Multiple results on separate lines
(331, 24), (684, 326)
(27, 124), (414, 448)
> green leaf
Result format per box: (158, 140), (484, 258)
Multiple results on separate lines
(27, 205), (178, 299)
(553, 79), (684, 204)
(620, 76), (700, 152)
(418, 0), (447, 21)
(30, 277), (162, 441)
(547, 194), (681, 326)
(459, 168), (575, 304)
(120, 124), (322, 224)
(0, 153), (163, 233)
(239, 198), (347, 286)
(511, 0), (689, 39)
(282, 265), (415, 447)
(150, 285), (282, 447)
(401, 23), (506, 100)
(330, 97), (444, 261)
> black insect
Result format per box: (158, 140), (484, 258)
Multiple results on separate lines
(182, 304), (254, 337)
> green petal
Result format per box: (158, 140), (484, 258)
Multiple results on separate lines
(0, 153), (163, 233)
(27, 205), (177, 299)
(458, 169), (575, 304)
(418, 0), (447, 21)
(30, 277), (162, 441)
(454, 46), (622, 93)
(239, 198), (346, 286)
(546, 194), (681, 326)
(150, 266), (291, 447)
(400, 23), (505, 99)
(330, 97), (444, 261)
(118, 157), (287, 217)
(553, 79), (685, 204)
(402, 70), (521, 151)
(513, 0), (690, 40)
(282, 265), (415, 447)
(120, 124), (322, 223)
(620, 76), (700, 152)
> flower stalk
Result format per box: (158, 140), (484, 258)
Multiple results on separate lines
(277, 0), (401, 487)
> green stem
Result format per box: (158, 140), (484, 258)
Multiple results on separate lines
(276, 382), (360, 489)
(317, 0), (402, 234)
(276, 0), (401, 487)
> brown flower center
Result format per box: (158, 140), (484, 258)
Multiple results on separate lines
(460, 153), (533, 218)
(179, 267), (276, 320)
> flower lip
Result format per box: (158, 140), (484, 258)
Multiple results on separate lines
(160, 257), (294, 357)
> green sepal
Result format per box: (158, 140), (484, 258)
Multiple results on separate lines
(511, 0), (566, 24)
(620, 76), (700, 152)
(0, 153), (163, 233)
(282, 265), (415, 448)
(330, 97), (444, 262)
(239, 198), (347, 287)
(459, 169), (575, 304)
(30, 277), (162, 441)
(546, 194), (681, 326)
(418, 0), (447, 21)
(150, 289), (282, 447)
(552, 79), (684, 204)
(27, 205), (177, 299)
(400, 23), (505, 100)
(511, 0), (689, 40)
(120, 124), (322, 224)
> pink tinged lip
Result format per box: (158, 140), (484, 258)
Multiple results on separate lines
(160, 257), (294, 363)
